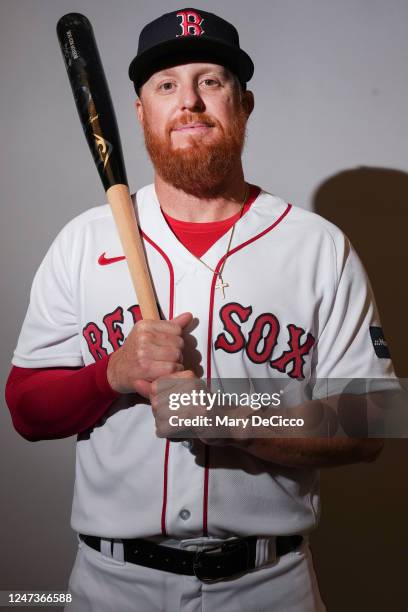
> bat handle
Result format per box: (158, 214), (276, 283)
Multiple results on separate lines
(106, 184), (160, 320)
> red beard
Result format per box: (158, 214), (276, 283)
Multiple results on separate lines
(143, 109), (248, 198)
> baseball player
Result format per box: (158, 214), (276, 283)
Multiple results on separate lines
(6, 7), (397, 612)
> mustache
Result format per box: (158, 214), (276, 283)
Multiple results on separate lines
(168, 113), (218, 132)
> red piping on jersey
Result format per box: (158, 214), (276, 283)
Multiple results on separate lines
(161, 441), (171, 536)
(203, 202), (292, 536)
(140, 231), (174, 321)
(202, 445), (210, 535)
(140, 229), (174, 536)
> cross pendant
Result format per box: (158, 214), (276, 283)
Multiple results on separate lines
(215, 276), (229, 299)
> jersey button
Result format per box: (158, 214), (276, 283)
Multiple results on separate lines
(179, 509), (191, 521)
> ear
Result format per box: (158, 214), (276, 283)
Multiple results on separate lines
(135, 98), (144, 126)
(242, 90), (254, 117)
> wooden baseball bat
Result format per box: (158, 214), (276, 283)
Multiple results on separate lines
(56, 13), (159, 320)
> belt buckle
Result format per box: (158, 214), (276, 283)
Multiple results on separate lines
(192, 548), (223, 583)
(192, 540), (248, 583)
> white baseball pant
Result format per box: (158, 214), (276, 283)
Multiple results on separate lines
(64, 534), (327, 612)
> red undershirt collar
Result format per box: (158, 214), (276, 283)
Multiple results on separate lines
(161, 185), (261, 258)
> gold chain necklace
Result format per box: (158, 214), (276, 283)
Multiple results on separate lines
(192, 184), (249, 299)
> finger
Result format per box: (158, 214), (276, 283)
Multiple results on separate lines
(136, 343), (183, 364)
(143, 361), (185, 382)
(133, 379), (152, 398)
(151, 370), (197, 395)
(132, 315), (190, 337)
(147, 332), (185, 351)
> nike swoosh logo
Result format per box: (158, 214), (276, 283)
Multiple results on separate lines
(98, 252), (126, 266)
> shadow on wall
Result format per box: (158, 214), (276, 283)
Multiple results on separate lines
(313, 166), (408, 377)
(311, 167), (408, 612)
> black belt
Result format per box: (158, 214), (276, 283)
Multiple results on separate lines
(79, 533), (303, 582)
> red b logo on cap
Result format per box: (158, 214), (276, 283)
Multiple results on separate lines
(176, 11), (205, 37)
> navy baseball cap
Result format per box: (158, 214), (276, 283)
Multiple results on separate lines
(128, 7), (254, 92)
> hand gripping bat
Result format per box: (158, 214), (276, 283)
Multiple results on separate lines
(56, 13), (159, 320)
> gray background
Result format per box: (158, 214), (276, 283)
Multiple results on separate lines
(1, 0), (407, 610)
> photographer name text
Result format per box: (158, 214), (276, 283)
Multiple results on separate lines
(168, 415), (305, 428)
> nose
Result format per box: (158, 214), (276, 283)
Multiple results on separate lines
(178, 82), (205, 112)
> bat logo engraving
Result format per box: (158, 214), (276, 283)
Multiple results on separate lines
(93, 133), (112, 170)
(66, 29), (79, 60)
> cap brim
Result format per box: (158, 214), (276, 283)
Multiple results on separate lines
(128, 36), (254, 89)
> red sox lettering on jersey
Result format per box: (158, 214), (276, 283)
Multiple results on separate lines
(82, 302), (315, 379)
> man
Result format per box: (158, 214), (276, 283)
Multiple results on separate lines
(6, 7), (397, 612)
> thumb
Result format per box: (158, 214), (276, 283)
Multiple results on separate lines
(171, 312), (193, 329)
(133, 379), (152, 399)
(168, 369), (197, 380)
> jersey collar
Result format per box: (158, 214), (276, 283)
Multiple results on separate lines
(134, 183), (290, 278)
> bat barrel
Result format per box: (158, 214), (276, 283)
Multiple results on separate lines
(56, 14), (159, 320)
(56, 13), (127, 190)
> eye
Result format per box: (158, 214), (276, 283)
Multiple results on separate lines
(158, 81), (176, 93)
(201, 78), (220, 88)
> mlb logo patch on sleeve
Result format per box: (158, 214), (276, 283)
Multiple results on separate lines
(369, 326), (391, 358)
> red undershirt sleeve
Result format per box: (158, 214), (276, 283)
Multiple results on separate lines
(5, 359), (120, 442)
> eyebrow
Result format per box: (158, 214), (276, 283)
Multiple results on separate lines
(152, 66), (230, 81)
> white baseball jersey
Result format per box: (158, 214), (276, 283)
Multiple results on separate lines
(13, 183), (396, 539)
